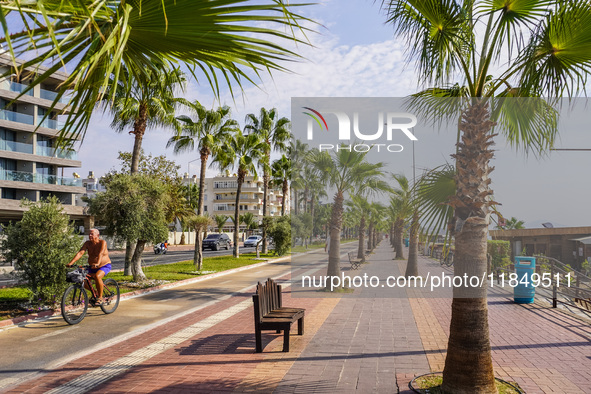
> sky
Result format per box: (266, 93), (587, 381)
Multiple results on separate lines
(65, 0), (591, 228)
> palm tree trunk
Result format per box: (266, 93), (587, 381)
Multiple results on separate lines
(293, 189), (299, 215)
(327, 191), (344, 279)
(405, 211), (419, 277)
(262, 166), (269, 254)
(131, 240), (147, 282)
(233, 171), (245, 258)
(281, 178), (288, 216)
(357, 216), (366, 259)
(193, 150), (208, 270)
(442, 101), (496, 394)
(367, 221), (374, 256)
(393, 219), (404, 259)
(310, 195), (316, 245)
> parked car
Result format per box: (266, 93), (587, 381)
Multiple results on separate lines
(202, 233), (231, 251)
(244, 235), (262, 247)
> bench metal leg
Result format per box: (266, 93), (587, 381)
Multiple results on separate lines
(298, 316), (304, 335)
(255, 327), (263, 353)
(283, 327), (290, 352)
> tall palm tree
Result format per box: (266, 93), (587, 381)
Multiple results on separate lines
(2, 0), (313, 142)
(311, 148), (389, 280)
(245, 108), (291, 253)
(288, 140), (310, 216)
(167, 103), (238, 267)
(214, 130), (264, 257)
(109, 66), (185, 276)
(271, 155), (291, 216)
(381, 2), (591, 391)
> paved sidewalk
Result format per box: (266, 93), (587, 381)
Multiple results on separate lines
(3, 242), (591, 393)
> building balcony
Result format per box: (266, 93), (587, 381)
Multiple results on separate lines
(3, 81), (34, 97)
(213, 197), (261, 203)
(1, 80), (70, 104)
(0, 109), (35, 126)
(39, 88), (70, 104)
(213, 208), (261, 215)
(0, 140), (78, 160)
(0, 109), (64, 130)
(0, 169), (82, 187)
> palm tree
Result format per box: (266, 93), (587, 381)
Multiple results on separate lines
(245, 108), (291, 253)
(213, 215), (229, 233)
(391, 174), (413, 260)
(2, 1), (313, 142)
(109, 66), (185, 276)
(381, 2), (591, 391)
(311, 148), (389, 280)
(167, 103), (238, 268)
(271, 155), (291, 216)
(214, 130), (264, 257)
(240, 212), (259, 237)
(110, 67), (186, 174)
(288, 140), (310, 216)
(496, 216), (525, 230)
(165, 180), (194, 245)
(346, 195), (372, 259)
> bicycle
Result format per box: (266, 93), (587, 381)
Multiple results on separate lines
(440, 249), (454, 267)
(61, 266), (120, 325)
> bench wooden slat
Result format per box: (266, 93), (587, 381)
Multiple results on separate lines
(252, 278), (305, 352)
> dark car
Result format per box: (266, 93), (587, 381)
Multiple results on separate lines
(202, 233), (231, 251)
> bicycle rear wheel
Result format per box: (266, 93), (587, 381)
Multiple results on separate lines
(61, 285), (88, 325)
(100, 278), (120, 314)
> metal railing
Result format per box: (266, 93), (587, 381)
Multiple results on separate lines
(0, 169), (82, 186)
(495, 255), (591, 315)
(0, 109), (35, 125)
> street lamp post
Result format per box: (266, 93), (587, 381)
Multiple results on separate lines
(187, 158), (200, 209)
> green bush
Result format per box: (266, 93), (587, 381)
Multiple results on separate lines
(487, 240), (511, 269)
(0, 197), (82, 306)
(267, 215), (291, 256)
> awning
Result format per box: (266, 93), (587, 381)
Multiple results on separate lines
(570, 236), (591, 245)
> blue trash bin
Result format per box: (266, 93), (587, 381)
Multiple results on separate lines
(514, 256), (536, 304)
(404, 238), (409, 247)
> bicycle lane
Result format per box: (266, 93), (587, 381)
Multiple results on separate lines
(0, 248), (352, 393)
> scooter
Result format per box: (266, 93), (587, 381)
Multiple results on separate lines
(154, 243), (168, 255)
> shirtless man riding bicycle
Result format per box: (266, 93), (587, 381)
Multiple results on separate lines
(67, 228), (112, 304)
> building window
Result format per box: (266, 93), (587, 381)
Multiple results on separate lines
(1, 188), (16, 199)
(204, 206), (208, 212)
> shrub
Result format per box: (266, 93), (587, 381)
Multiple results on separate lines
(487, 240), (511, 269)
(0, 197), (82, 306)
(267, 215), (291, 256)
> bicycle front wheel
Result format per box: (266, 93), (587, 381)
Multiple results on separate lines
(61, 285), (88, 325)
(100, 278), (120, 314)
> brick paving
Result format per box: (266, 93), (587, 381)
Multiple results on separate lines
(3, 242), (591, 393)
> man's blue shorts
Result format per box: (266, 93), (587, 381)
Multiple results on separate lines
(89, 263), (112, 276)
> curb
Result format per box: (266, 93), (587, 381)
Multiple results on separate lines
(0, 255), (291, 330)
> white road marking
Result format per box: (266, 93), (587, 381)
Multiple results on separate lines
(26, 326), (79, 342)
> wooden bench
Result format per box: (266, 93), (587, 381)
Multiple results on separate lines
(252, 278), (305, 352)
(348, 252), (361, 270)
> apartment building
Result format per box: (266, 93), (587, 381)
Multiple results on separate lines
(0, 55), (86, 226)
(183, 173), (288, 232)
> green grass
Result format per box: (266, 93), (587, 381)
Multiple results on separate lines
(0, 287), (32, 302)
(0, 252), (282, 302)
(413, 374), (522, 393)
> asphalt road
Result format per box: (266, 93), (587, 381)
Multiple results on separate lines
(109, 248), (237, 270)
